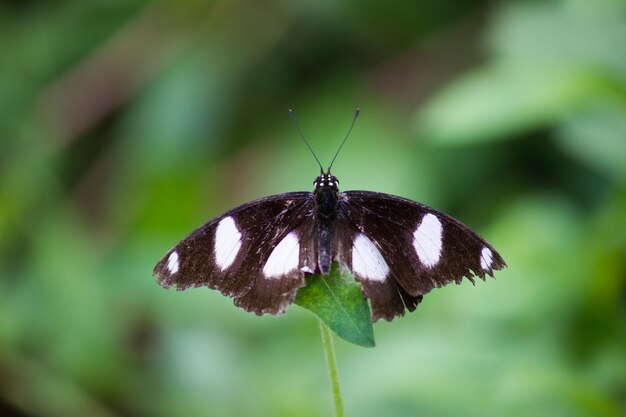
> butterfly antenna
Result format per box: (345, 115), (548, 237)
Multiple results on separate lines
(289, 109), (324, 173)
(328, 108), (360, 173)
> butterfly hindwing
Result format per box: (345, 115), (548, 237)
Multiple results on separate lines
(154, 192), (315, 315)
(330, 214), (423, 321)
(340, 191), (505, 321)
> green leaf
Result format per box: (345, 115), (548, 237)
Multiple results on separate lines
(413, 0), (626, 146)
(295, 262), (375, 348)
(414, 65), (602, 145)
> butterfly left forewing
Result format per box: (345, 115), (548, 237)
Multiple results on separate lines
(340, 191), (505, 321)
(154, 192), (315, 316)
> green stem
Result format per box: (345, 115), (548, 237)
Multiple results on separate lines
(319, 320), (344, 417)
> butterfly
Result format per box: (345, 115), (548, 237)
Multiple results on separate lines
(153, 109), (506, 322)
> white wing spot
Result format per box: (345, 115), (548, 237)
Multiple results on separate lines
(480, 246), (493, 270)
(352, 233), (389, 282)
(214, 216), (242, 270)
(413, 213), (443, 268)
(166, 251), (179, 274)
(263, 232), (300, 278)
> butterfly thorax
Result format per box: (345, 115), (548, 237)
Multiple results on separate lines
(314, 173), (339, 219)
(313, 173), (340, 274)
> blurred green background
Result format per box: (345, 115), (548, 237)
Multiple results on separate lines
(1, 0), (625, 416)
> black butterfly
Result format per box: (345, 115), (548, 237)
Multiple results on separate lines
(153, 109), (506, 322)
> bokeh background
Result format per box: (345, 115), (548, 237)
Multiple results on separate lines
(1, 0), (625, 416)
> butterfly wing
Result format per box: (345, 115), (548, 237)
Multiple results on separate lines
(327, 213), (422, 321)
(153, 192), (315, 316)
(339, 191), (506, 321)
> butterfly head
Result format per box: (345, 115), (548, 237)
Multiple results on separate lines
(314, 172), (340, 191)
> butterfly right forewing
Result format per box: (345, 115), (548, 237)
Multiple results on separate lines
(154, 192), (315, 315)
(340, 191), (505, 320)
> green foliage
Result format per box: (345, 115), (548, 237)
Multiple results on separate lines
(414, 0), (626, 145)
(1, 0), (625, 416)
(295, 263), (375, 348)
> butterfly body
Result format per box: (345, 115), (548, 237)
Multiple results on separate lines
(315, 173), (340, 274)
(154, 171), (506, 322)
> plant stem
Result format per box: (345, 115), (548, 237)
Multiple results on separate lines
(319, 320), (344, 417)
